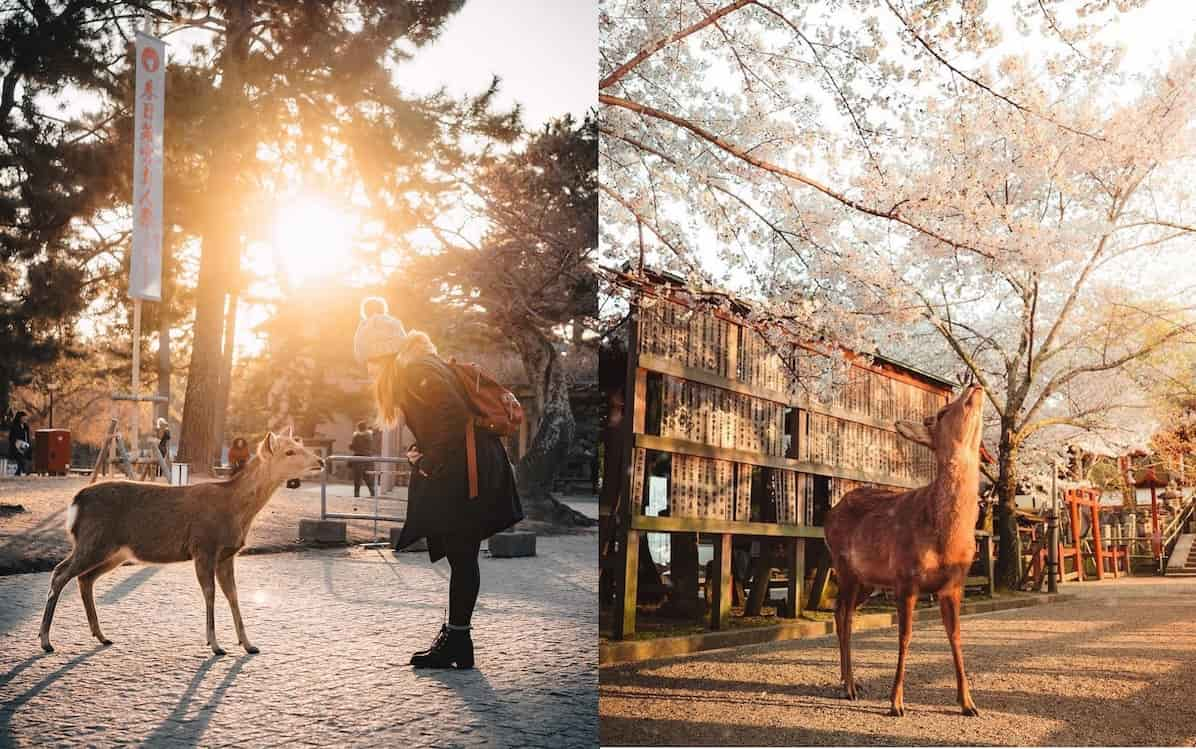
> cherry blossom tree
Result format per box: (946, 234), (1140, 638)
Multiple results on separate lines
(600, 0), (1196, 588)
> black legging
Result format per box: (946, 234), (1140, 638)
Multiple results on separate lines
(444, 535), (481, 627)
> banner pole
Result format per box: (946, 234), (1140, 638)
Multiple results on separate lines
(132, 297), (142, 460)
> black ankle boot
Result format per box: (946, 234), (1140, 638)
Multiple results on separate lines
(410, 625), (474, 669)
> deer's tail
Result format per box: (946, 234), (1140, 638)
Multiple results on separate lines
(65, 501), (80, 537)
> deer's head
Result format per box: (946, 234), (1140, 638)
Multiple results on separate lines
(895, 384), (985, 466)
(257, 427), (325, 480)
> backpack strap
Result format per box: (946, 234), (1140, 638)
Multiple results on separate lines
(465, 417), (479, 500)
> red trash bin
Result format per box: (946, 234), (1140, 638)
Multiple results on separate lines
(34, 429), (71, 476)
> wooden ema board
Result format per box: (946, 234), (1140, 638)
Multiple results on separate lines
(628, 447), (799, 523)
(616, 294), (957, 639)
(659, 375), (785, 456)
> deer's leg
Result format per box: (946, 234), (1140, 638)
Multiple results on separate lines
(834, 573), (863, 699)
(78, 553), (127, 646)
(889, 587), (916, 717)
(40, 547), (107, 652)
(216, 556), (257, 654)
(194, 554), (224, 655)
(939, 585), (979, 716)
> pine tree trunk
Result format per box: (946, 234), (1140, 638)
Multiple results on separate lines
(511, 326), (593, 526)
(994, 429), (1022, 590)
(175, 7), (251, 477)
(212, 291), (238, 456)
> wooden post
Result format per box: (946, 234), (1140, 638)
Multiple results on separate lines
(89, 418), (119, 485)
(613, 295), (642, 640)
(1151, 485), (1161, 569)
(614, 528), (640, 640)
(807, 546), (833, 611)
(711, 533), (732, 630)
(786, 537), (805, 618)
(980, 532), (995, 596)
(131, 297), (142, 459)
(1091, 495), (1105, 581)
(1068, 492), (1084, 581)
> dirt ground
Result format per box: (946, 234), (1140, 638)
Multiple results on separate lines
(0, 475), (594, 575)
(600, 575), (1196, 746)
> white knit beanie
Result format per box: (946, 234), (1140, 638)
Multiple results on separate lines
(353, 297), (408, 364)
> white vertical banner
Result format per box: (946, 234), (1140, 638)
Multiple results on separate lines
(130, 31), (165, 301)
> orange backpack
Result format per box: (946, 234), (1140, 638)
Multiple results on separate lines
(443, 359), (524, 498)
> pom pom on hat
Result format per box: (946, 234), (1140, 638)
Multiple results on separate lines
(354, 297), (408, 364)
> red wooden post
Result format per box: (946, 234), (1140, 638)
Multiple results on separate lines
(1091, 492), (1104, 581)
(1151, 485), (1161, 565)
(1068, 491), (1084, 582)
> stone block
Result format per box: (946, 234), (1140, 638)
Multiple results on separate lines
(488, 530), (536, 558)
(298, 519), (347, 544)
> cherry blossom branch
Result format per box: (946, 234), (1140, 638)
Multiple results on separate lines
(599, 0), (754, 90)
(600, 92), (995, 259)
(882, 0), (1103, 142)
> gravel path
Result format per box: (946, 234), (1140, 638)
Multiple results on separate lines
(0, 537), (597, 747)
(600, 576), (1196, 746)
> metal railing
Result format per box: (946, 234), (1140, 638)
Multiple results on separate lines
(319, 455), (409, 539)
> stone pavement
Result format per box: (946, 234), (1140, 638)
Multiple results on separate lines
(0, 534), (597, 747)
(600, 576), (1196, 746)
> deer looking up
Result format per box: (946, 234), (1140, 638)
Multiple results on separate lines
(39, 429), (324, 655)
(824, 384), (988, 717)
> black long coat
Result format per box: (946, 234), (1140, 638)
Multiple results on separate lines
(8, 420), (30, 460)
(393, 354), (523, 561)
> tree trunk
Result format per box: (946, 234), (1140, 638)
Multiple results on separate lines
(510, 326), (593, 526)
(175, 7), (251, 477)
(994, 428), (1022, 590)
(212, 291), (238, 456)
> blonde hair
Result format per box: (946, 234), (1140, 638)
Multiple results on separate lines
(373, 330), (437, 427)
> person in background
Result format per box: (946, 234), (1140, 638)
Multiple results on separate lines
(349, 420), (376, 498)
(7, 410), (31, 476)
(156, 417), (171, 461)
(227, 436), (251, 475)
(355, 298), (523, 669)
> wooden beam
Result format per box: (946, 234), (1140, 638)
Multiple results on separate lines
(631, 514), (826, 538)
(634, 433), (923, 489)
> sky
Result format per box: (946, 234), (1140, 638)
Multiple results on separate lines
(398, 0), (597, 128)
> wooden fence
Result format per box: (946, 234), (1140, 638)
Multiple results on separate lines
(607, 277), (988, 639)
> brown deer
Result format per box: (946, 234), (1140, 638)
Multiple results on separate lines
(824, 384), (987, 717)
(39, 429), (324, 655)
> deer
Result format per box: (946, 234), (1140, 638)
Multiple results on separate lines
(39, 429), (324, 656)
(824, 384), (990, 718)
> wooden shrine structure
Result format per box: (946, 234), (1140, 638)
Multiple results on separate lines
(605, 269), (994, 639)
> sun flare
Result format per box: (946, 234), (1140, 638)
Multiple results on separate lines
(272, 195), (354, 286)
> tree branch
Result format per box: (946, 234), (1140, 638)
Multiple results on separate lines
(600, 0), (754, 90)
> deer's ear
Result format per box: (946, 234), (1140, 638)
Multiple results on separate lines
(283, 426), (293, 439)
(896, 420), (933, 448)
(266, 432), (278, 454)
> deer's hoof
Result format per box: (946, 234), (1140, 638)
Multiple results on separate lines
(842, 681), (864, 700)
(244, 644), (260, 654)
(962, 704), (980, 717)
(888, 705), (905, 718)
(40, 642), (54, 653)
(99, 638), (113, 646)
(211, 646), (226, 656)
